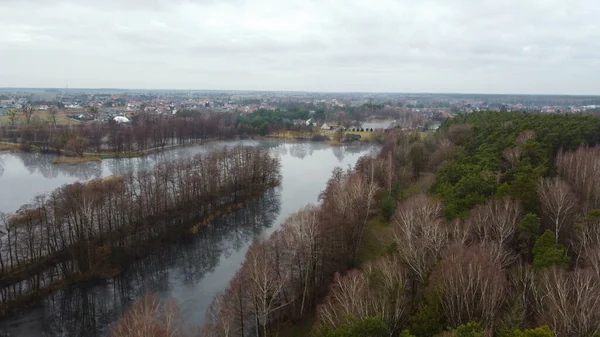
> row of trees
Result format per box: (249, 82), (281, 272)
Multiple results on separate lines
(0, 146), (281, 309)
(0, 112), (241, 155)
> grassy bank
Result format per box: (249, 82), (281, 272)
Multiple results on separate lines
(52, 156), (102, 165)
(0, 111), (80, 126)
(0, 143), (20, 151)
(267, 130), (316, 140)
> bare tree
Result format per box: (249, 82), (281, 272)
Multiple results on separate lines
(538, 178), (578, 243)
(110, 293), (183, 337)
(244, 241), (289, 337)
(571, 212), (600, 272)
(431, 244), (507, 327)
(7, 108), (18, 127)
(515, 130), (536, 145)
(557, 145), (600, 210)
(279, 205), (323, 316)
(503, 147), (521, 167)
(47, 107), (58, 126)
(23, 105), (34, 124)
(535, 268), (600, 337)
(203, 291), (235, 337)
(467, 197), (522, 247)
(320, 167), (379, 268)
(316, 270), (370, 329)
(362, 254), (410, 333)
(391, 194), (447, 282)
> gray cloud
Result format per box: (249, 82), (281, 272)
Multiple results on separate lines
(0, 0), (599, 93)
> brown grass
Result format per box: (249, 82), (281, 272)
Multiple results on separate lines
(0, 143), (20, 151)
(268, 130), (316, 140)
(0, 111), (80, 126)
(52, 156), (102, 165)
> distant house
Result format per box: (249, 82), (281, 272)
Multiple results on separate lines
(305, 118), (315, 126)
(104, 109), (119, 116)
(113, 116), (131, 124)
(321, 121), (339, 130)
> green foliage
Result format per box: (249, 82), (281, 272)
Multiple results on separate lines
(432, 111), (600, 219)
(497, 160), (546, 214)
(236, 108), (310, 131)
(434, 163), (497, 219)
(316, 316), (388, 337)
(574, 209), (600, 236)
(532, 230), (569, 270)
(380, 195), (396, 220)
(399, 330), (417, 337)
(176, 109), (200, 117)
(499, 325), (553, 337)
(410, 142), (428, 179)
(314, 109), (326, 121)
(409, 291), (445, 336)
(381, 241), (397, 255)
(518, 213), (541, 261)
(446, 321), (484, 337)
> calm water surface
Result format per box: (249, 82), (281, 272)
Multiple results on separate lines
(0, 140), (379, 337)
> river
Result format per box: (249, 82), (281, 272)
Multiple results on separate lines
(0, 140), (379, 337)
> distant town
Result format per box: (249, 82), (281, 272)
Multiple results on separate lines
(1, 89), (600, 130)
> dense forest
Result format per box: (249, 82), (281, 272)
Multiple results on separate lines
(0, 146), (280, 313)
(110, 111), (600, 336)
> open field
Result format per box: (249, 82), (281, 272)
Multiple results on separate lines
(0, 111), (80, 126)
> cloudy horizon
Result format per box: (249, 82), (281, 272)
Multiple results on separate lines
(1, 0), (599, 95)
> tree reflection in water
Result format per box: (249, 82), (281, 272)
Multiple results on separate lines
(1, 190), (280, 337)
(14, 152), (103, 180)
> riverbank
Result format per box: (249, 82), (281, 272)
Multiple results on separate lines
(0, 143), (20, 152)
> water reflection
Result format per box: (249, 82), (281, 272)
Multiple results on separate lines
(1, 141), (373, 182)
(0, 140), (380, 337)
(9, 152), (103, 180)
(1, 191), (280, 337)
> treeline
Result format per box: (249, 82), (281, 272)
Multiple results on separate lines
(0, 146), (280, 312)
(0, 112), (240, 155)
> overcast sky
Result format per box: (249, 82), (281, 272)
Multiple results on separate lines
(1, 0), (599, 94)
